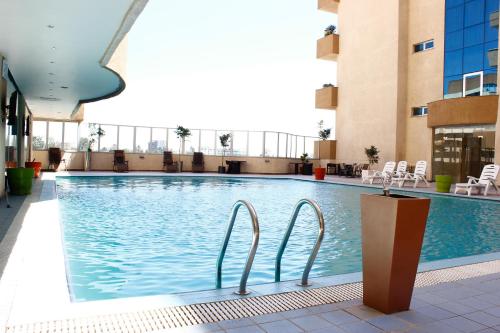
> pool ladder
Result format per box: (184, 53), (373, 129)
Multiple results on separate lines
(216, 198), (325, 295)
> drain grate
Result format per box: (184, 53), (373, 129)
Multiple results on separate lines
(5, 260), (500, 333)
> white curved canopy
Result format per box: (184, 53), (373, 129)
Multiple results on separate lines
(0, 0), (147, 120)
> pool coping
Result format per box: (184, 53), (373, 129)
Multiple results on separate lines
(0, 171), (499, 328)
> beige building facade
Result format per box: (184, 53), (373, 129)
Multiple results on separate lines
(319, 0), (500, 182)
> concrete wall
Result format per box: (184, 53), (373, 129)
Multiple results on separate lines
(0, 55), (6, 197)
(336, 0), (408, 166)
(405, 0), (445, 174)
(32, 150), (314, 174)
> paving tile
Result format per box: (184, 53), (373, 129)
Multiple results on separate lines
(183, 323), (222, 332)
(416, 304), (456, 320)
(319, 310), (360, 325)
(366, 315), (411, 331)
(436, 301), (477, 315)
(414, 293), (448, 305)
(308, 326), (346, 333)
(290, 315), (333, 331)
(459, 297), (496, 311)
(440, 316), (488, 333)
(435, 287), (484, 301)
(410, 298), (430, 309)
(335, 299), (363, 309)
(218, 318), (255, 330)
(474, 293), (500, 306)
(339, 321), (382, 333)
(463, 311), (500, 327)
(394, 310), (436, 325)
(259, 319), (304, 333)
(414, 321), (462, 333)
(475, 329), (500, 333)
(344, 305), (384, 320)
(281, 308), (314, 319)
(307, 304), (339, 314)
(226, 325), (265, 333)
(484, 307), (500, 318)
(250, 312), (285, 324)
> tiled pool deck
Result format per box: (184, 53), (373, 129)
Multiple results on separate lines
(0, 171), (499, 333)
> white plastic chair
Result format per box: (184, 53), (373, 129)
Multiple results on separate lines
(400, 161), (429, 188)
(362, 161), (396, 184)
(390, 161), (408, 186)
(454, 164), (500, 196)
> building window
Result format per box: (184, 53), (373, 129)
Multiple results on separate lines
(414, 40), (434, 53)
(412, 107), (428, 117)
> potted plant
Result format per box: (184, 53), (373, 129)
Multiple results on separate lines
(315, 120), (331, 180)
(25, 159), (42, 178)
(364, 145), (380, 168)
(435, 175), (453, 193)
(300, 153), (313, 175)
(219, 133), (231, 174)
(361, 188), (431, 314)
(324, 25), (337, 36)
(6, 167), (34, 195)
(175, 125), (191, 172)
(85, 125), (105, 171)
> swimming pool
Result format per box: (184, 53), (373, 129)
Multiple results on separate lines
(56, 176), (500, 302)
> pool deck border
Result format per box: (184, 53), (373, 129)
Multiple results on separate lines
(0, 171), (499, 331)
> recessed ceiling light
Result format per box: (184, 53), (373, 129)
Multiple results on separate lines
(49, 81), (54, 84)
(49, 88), (53, 91)
(48, 72), (55, 75)
(47, 25), (55, 29)
(50, 61), (55, 64)
(52, 46), (56, 50)
(60, 86), (69, 89)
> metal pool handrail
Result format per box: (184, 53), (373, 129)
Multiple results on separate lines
(216, 200), (260, 295)
(275, 198), (325, 286)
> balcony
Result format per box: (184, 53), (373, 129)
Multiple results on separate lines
(315, 86), (338, 109)
(318, 0), (339, 14)
(314, 140), (336, 159)
(427, 95), (498, 127)
(317, 34), (339, 61)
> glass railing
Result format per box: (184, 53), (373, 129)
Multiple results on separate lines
(32, 121), (318, 158)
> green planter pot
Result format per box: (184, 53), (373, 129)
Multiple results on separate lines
(435, 175), (453, 193)
(7, 167), (34, 195)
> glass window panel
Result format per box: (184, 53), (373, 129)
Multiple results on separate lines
(248, 131), (263, 157)
(296, 137), (305, 157)
(414, 43), (424, 52)
(288, 135), (297, 158)
(464, 24), (484, 47)
(232, 131), (248, 156)
(168, 128), (182, 153)
(78, 123), (90, 151)
(445, 50), (463, 76)
(446, 30), (464, 51)
(199, 130), (216, 155)
(135, 127), (151, 153)
(185, 129), (199, 154)
(264, 132), (278, 157)
(304, 137), (315, 159)
(425, 40), (434, 49)
(463, 45), (484, 72)
(465, 0), (485, 27)
(483, 69), (497, 94)
(485, 15), (499, 41)
(485, 0), (499, 15)
(484, 41), (498, 69)
(47, 122), (63, 148)
(98, 125), (117, 152)
(278, 133), (288, 158)
(446, 0), (464, 9)
(32, 121), (46, 150)
(464, 73), (482, 96)
(446, 5), (464, 32)
(150, 128), (167, 153)
(63, 122), (78, 151)
(444, 75), (463, 98)
(119, 126), (134, 152)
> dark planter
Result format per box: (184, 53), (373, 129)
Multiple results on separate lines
(361, 193), (430, 313)
(435, 175), (453, 193)
(7, 167), (34, 195)
(25, 161), (42, 178)
(218, 166), (226, 174)
(301, 163), (313, 175)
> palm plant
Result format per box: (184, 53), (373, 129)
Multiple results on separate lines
(364, 145), (380, 167)
(219, 133), (231, 167)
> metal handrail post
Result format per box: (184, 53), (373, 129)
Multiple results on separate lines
(275, 199), (325, 286)
(216, 200), (260, 295)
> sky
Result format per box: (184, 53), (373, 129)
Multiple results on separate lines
(85, 0), (338, 137)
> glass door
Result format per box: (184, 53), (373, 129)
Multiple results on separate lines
(463, 71), (483, 97)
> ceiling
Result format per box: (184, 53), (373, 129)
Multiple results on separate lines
(0, 0), (148, 120)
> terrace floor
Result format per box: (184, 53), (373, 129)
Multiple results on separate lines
(0, 171), (499, 333)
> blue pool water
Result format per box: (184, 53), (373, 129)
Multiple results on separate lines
(56, 176), (500, 301)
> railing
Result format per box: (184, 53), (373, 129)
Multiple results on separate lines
(275, 199), (325, 287)
(31, 121), (319, 159)
(216, 200), (260, 295)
